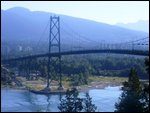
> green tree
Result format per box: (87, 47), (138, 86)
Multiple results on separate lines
(115, 68), (145, 112)
(142, 57), (149, 112)
(58, 88), (97, 112)
(144, 57), (149, 74)
(70, 73), (88, 86)
(83, 93), (97, 112)
(58, 88), (83, 112)
(141, 84), (149, 112)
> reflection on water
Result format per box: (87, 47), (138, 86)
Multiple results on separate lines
(1, 86), (122, 112)
(46, 95), (51, 112)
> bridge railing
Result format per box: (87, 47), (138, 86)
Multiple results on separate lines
(65, 43), (149, 52)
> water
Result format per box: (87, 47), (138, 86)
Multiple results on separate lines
(1, 86), (122, 112)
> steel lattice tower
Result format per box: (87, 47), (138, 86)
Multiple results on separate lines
(47, 16), (63, 90)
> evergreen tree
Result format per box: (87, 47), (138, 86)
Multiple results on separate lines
(142, 57), (149, 112)
(128, 68), (142, 93)
(58, 88), (83, 112)
(144, 58), (149, 74)
(58, 88), (97, 112)
(83, 93), (97, 112)
(115, 68), (145, 112)
(141, 84), (149, 112)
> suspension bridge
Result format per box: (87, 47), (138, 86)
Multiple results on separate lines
(2, 16), (149, 93)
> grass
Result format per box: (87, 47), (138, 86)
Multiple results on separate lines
(24, 77), (70, 91)
(88, 76), (128, 83)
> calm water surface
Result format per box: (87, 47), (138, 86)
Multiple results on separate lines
(1, 86), (122, 112)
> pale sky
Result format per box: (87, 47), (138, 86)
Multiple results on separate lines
(1, 1), (149, 25)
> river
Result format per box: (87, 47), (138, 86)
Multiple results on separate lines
(1, 86), (122, 112)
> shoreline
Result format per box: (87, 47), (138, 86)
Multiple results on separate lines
(1, 81), (123, 92)
(77, 81), (122, 92)
(1, 86), (27, 90)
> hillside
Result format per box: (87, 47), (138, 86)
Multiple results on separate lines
(116, 20), (149, 33)
(1, 7), (148, 45)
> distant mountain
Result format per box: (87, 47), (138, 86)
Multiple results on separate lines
(1, 7), (148, 46)
(116, 20), (149, 33)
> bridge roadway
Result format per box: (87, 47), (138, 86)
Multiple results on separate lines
(2, 49), (149, 62)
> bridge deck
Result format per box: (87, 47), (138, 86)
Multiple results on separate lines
(2, 49), (149, 62)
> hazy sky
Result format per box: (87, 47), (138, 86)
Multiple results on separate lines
(1, 1), (149, 25)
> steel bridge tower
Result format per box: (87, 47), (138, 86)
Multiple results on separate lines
(47, 16), (63, 90)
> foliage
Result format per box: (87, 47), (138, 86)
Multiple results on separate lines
(141, 84), (149, 112)
(115, 68), (147, 112)
(58, 88), (83, 112)
(3, 52), (148, 80)
(70, 72), (89, 86)
(142, 57), (149, 112)
(83, 93), (97, 112)
(58, 88), (97, 112)
(1, 65), (22, 86)
(144, 57), (149, 75)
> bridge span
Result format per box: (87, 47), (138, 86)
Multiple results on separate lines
(2, 49), (149, 63)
